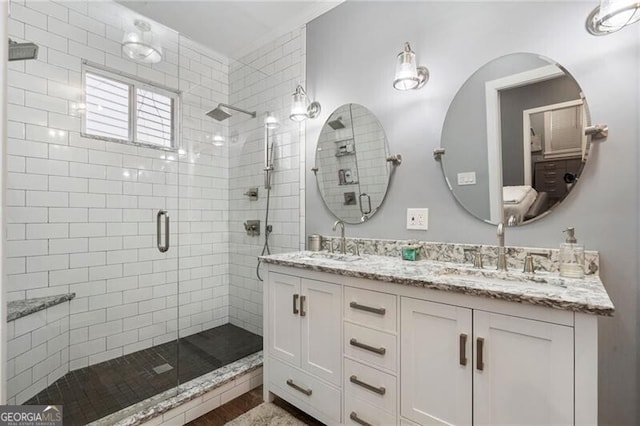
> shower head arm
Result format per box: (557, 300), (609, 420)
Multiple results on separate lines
(216, 103), (257, 118)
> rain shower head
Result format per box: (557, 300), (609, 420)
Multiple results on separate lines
(328, 116), (345, 130)
(8, 39), (38, 61)
(206, 103), (256, 121)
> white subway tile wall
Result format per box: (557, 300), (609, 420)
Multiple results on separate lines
(227, 29), (306, 335)
(7, 303), (71, 404)
(7, 0), (232, 400)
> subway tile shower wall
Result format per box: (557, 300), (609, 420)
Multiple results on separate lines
(227, 29), (306, 335)
(7, 0), (232, 401)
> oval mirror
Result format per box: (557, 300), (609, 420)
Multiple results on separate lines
(440, 53), (591, 225)
(314, 104), (391, 224)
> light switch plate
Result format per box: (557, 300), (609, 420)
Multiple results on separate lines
(407, 208), (429, 230)
(457, 172), (476, 186)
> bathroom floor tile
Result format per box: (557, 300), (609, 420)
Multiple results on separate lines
(24, 324), (262, 426)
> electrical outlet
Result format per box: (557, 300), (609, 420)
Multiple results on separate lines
(407, 208), (429, 230)
(457, 172), (476, 186)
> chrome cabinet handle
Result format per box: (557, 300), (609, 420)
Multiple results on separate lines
(477, 337), (485, 371)
(350, 412), (373, 426)
(460, 333), (468, 366)
(293, 294), (299, 315)
(156, 210), (170, 253)
(349, 301), (385, 316)
(350, 338), (386, 355)
(350, 375), (386, 395)
(300, 295), (306, 317)
(286, 379), (312, 396)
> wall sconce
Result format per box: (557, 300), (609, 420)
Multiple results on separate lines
(289, 85), (321, 121)
(264, 112), (279, 129)
(122, 20), (163, 63)
(393, 42), (429, 90)
(586, 0), (640, 35)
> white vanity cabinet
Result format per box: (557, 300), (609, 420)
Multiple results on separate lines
(263, 264), (599, 426)
(266, 271), (342, 424)
(401, 298), (574, 426)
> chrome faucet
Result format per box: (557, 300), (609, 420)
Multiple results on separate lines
(496, 222), (507, 271)
(333, 220), (346, 254)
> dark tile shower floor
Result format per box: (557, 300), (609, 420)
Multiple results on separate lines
(25, 324), (263, 426)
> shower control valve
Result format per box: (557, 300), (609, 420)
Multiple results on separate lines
(244, 220), (260, 237)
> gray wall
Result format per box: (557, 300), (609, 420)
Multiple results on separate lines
(306, 2), (638, 424)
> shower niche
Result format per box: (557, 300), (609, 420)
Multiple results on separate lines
(313, 104), (398, 223)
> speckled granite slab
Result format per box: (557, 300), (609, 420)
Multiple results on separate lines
(320, 236), (600, 275)
(7, 293), (75, 322)
(261, 251), (614, 316)
(89, 352), (263, 426)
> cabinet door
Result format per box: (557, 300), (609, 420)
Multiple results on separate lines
(473, 311), (573, 426)
(301, 279), (342, 386)
(268, 273), (301, 366)
(401, 297), (472, 425)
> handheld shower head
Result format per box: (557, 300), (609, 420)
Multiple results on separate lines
(206, 103), (256, 121)
(8, 39), (38, 61)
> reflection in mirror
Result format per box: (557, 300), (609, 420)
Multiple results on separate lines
(315, 104), (391, 224)
(440, 53), (590, 225)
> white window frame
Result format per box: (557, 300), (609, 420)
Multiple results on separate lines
(81, 61), (181, 151)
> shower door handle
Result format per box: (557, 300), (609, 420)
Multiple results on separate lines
(359, 193), (372, 215)
(157, 210), (170, 253)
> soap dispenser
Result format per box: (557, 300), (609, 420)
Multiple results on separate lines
(559, 227), (585, 278)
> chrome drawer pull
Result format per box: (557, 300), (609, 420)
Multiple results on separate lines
(350, 338), (386, 355)
(286, 379), (312, 396)
(349, 301), (386, 316)
(350, 375), (386, 395)
(350, 412), (373, 426)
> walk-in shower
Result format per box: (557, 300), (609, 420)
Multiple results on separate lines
(4, 7), (269, 423)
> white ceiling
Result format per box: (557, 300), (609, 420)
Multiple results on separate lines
(117, 1), (342, 59)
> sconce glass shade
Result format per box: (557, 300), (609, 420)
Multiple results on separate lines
(587, 0), (640, 35)
(264, 112), (279, 129)
(122, 20), (163, 63)
(289, 85), (321, 121)
(393, 42), (429, 90)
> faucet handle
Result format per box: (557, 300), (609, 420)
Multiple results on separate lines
(463, 247), (483, 269)
(523, 251), (550, 274)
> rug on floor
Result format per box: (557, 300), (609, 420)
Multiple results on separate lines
(224, 402), (307, 425)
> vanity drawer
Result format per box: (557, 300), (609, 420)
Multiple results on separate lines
(345, 358), (397, 414)
(345, 322), (397, 373)
(269, 356), (341, 424)
(345, 393), (398, 426)
(345, 286), (397, 333)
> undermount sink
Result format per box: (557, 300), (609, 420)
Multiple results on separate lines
(299, 251), (363, 263)
(437, 266), (566, 287)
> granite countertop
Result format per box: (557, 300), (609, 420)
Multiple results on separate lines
(7, 293), (76, 322)
(260, 251), (614, 316)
